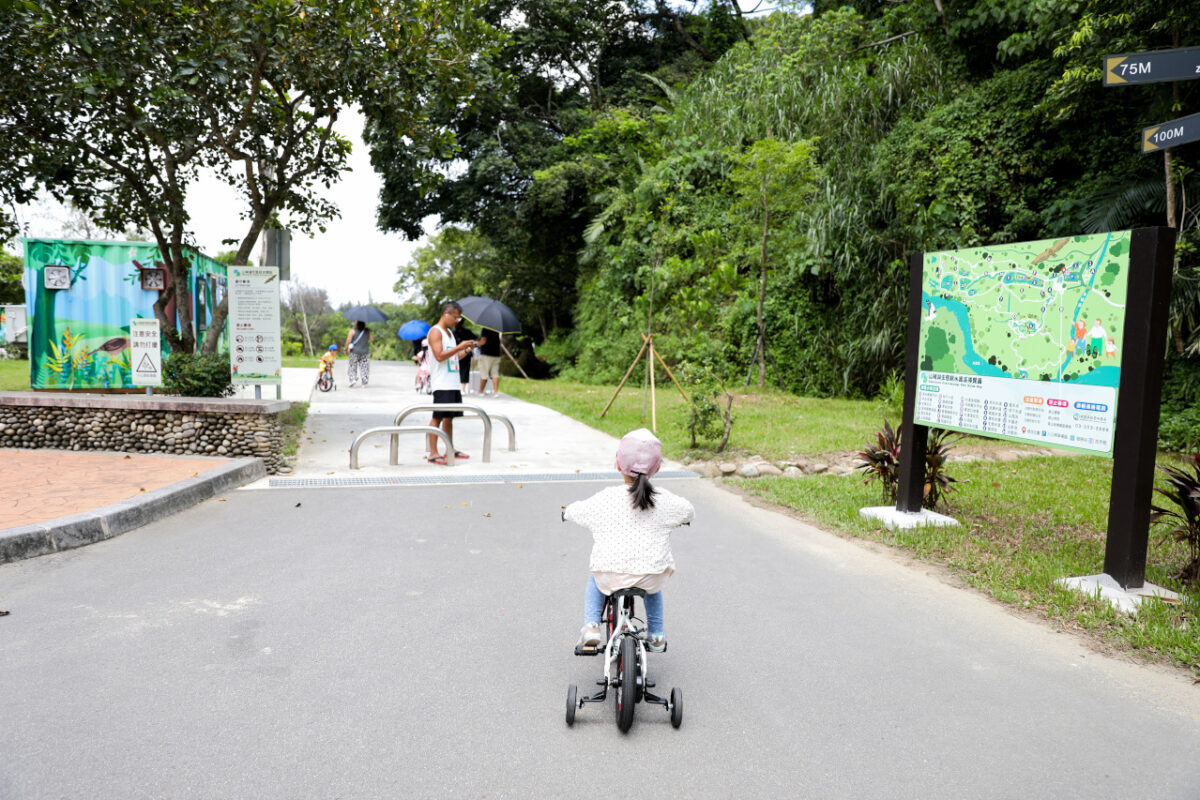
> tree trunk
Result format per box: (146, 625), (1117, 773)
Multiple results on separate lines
(756, 203), (770, 388)
(200, 214), (266, 353)
(1165, 148), (1176, 229)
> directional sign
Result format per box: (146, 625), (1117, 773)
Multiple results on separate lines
(1142, 111), (1200, 153)
(1104, 46), (1200, 87)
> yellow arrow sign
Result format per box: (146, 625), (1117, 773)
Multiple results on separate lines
(1105, 56), (1127, 85)
(1143, 126), (1161, 152)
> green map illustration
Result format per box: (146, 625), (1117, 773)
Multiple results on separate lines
(920, 231), (1130, 387)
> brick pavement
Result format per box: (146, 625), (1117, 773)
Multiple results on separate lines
(0, 449), (231, 530)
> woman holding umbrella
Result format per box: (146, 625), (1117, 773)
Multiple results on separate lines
(344, 321), (375, 387)
(343, 305), (386, 387)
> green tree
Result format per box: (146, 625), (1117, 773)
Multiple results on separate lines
(396, 227), (503, 319)
(0, 251), (23, 304)
(0, 0), (499, 353)
(728, 138), (819, 387)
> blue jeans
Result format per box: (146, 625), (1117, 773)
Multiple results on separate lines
(584, 574), (663, 635)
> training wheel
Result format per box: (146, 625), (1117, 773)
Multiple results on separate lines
(566, 684), (578, 726)
(670, 687), (682, 729)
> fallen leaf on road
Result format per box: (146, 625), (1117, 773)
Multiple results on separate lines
(124, 455), (131, 460)
(139, 487), (146, 492)
(483, 512), (491, 517)
(0, 610), (9, 617)
(461, 502), (468, 506)
(517, 484), (523, 489)
(445, 505), (451, 508)
(218, 497), (227, 502)
(191, 472), (198, 478)
(295, 502), (302, 508)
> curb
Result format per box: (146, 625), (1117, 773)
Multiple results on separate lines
(0, 457), (266, 565)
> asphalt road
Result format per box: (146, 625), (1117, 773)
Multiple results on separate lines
(2, 478), (1199, 799)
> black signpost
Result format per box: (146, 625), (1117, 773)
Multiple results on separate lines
(897, 252), (929, 515)
(1102, 227), (1176, 588)
(1103, 46), (1200, 86)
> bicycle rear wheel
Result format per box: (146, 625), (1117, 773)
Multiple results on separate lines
(615, 636), (637, 732)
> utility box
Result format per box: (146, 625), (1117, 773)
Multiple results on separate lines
(1, 304), (27, 344)
(22, 238), (228, 390)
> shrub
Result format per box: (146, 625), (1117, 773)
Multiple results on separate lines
(1150, 454), (1200, 585)
(162, 351), (235, 398)
(676, 363), (733, 451)
(1158, 406), (1200, 454)
(855, 419), (962, 511)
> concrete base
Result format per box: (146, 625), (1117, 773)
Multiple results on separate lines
(1056, 573), (1181, 615)
(860, 506), (960, 530)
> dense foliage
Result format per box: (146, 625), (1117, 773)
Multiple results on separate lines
(389, 0), (1200, 426)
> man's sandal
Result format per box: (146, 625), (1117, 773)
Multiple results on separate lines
(426, 455), (447, 465)
(454, 451), (470, 460)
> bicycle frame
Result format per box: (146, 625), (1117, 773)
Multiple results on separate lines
(601, 596), (646, 689)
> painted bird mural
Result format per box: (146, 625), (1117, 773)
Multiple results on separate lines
(86, 337), (128, 356)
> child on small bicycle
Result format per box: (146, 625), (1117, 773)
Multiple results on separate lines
(318, 344), (338, 375)
(563, 428), (694, 653)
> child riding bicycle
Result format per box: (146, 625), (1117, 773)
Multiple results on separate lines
(562, 428), (694, 653)
(316, 344), (338, 389)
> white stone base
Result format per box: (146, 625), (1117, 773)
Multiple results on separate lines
(859, 506), (960, 530)
(1056, 573), (1181, 615)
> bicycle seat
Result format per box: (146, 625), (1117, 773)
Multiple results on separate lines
(609, 588), (646, 599)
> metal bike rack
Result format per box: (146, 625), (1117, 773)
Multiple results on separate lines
(389, 403), (517, 465)
(349, 426), (455, 469)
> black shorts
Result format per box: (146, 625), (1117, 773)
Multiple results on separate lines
(432, 389), (463, 418)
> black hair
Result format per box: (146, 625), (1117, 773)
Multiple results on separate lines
(627, 473), (658, 510)
(442, 300), (463, 314)
(355, 320), (366, 332)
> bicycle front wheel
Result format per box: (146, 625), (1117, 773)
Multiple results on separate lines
(615, 635), (637, 733)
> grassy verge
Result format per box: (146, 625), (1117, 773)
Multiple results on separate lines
(507, 376), (1200, 676)
(278, 401), (309, 457)
(0, 359), (29, 391)
(504, 377), (906, 460)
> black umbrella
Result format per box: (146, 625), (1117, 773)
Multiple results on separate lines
(456, 296), (521, 334)
(342, 305), (388, 323)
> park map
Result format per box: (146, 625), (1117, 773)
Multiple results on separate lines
(915, 232), (1131, 455)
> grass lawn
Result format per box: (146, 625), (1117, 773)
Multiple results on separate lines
(278, 401), (309, 457)
(0, 359), (29, 391)
(506, 375), (1200, 677)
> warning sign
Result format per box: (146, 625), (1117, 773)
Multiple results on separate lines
(130, 318), (162, 387)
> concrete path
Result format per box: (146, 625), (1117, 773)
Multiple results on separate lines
(2, 477), (1198, 798)
(250, 359), (688, 487)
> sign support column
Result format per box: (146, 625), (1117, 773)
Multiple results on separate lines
(1103, 226), (1176, 588)
(897, 252), (930, 513)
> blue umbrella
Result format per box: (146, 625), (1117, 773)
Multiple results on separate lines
(398, 319), (431, 341)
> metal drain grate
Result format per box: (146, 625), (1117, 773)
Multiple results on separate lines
(268, 470), (699, 488)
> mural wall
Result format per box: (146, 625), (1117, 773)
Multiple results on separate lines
(22, 239), (227, 390)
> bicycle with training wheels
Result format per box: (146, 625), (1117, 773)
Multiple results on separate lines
(565, 578), (682, 732)
(316, 361), (335, 392)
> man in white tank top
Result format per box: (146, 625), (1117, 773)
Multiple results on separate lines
(426, 301), (479, 464)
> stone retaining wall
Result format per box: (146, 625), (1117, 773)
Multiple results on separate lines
(0, 393), (290, 473)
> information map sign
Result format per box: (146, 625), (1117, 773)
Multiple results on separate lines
(227, 266), (282, 385)
(129, 318), (162, 387)
(914, 232), (1131, 456)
